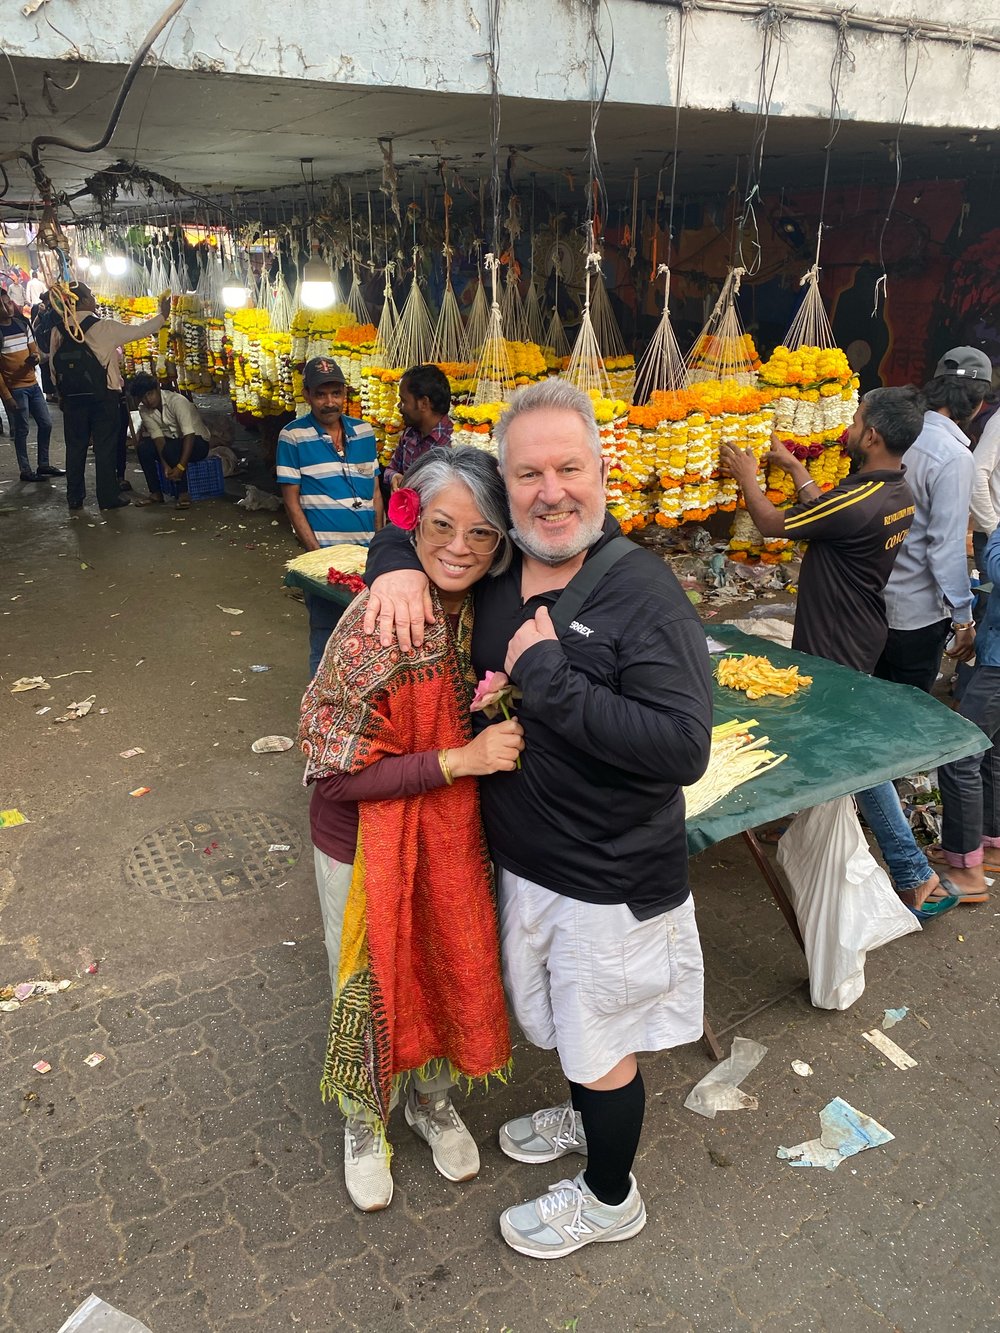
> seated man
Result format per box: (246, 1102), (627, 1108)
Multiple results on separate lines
(128, 372), (211, 509)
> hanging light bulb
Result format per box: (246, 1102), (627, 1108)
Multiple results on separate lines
(221, 270), (249, 309)
(75, 256), (92, 275)
(301, 251), (335, 309)
(104, 253), (128, 277)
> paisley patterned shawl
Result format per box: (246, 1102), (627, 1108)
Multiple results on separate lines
(299, 589), (511, 1132)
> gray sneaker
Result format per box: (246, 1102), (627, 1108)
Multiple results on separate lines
(343, 1118), (393, 1212)
(498, 1100), (587, 1164)
(404, 1088), (481, 1182)
(500, 1170), (646, 1259)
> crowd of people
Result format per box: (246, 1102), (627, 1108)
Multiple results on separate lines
(3, 275), (996, 1256)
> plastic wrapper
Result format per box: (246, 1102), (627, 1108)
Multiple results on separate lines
(58, 1294), (154, 1333)
(684, 1037), (767, 1118)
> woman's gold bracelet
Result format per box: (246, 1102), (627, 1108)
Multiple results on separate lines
(438, 749), (455, 785)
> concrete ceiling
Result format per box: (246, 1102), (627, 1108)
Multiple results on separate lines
(2, 56), (999, 221)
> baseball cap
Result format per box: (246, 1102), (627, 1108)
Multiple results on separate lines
(303, 356), (346, 391)
(933, 346), (993, 380)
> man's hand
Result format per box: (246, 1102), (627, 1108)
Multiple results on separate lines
(718, 443), (760, 490)
(158, 293), (172, 321)
(363, 570), (435, 651)
(163, 465), (182, 481)
(945, 624), (977, 662)
(765, 433), (800, 473)
(390, 473), (404, 492)
(505, 606), (559, 674)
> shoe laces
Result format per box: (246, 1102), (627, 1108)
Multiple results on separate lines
(533, 1101), (580, 1148)
(539, 1177), (589, 1239)
(347, 1121), (386, 1160)
(416, 1093), (457, 1139)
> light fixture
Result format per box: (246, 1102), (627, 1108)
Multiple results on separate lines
(76, 256), (92, 274)
(104, 253), (128, 277)
(221, 268), (249, 309)
(301, 250), (335, 309)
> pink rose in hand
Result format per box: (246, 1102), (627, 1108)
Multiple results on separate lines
(471, 670), (523, 767)
(388, 487), (421, 531)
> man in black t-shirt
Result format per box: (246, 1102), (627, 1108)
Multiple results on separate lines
(721, 385), (958, 917)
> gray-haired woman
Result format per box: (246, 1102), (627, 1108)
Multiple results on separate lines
(298, 446), (523, 1213)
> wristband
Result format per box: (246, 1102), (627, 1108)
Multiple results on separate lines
(796, 479), (816, 494)
(438, 749), (455, 786)
(951, 621), (974, 631)
(176, 463), (186, 473)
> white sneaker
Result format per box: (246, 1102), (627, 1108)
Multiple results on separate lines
(498, 1100), (587, 1164)
(404, 1088), (481, 1182)
(500, 1171), (646, 1259)
(343, 1119), (393, 1211)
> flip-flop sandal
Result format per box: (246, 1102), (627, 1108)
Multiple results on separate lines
(926, 842), (1000, 875)
(176, 496), (191, 509)
(132, 495), (164, 507)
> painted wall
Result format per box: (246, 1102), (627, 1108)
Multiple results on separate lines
(5, 0), (1000, 130)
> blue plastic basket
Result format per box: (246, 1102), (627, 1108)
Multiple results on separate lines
(157, 455), (225, 501)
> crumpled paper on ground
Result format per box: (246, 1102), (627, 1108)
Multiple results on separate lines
(684, 1037), (768, 1118)
(777, 1097), (894, 1170)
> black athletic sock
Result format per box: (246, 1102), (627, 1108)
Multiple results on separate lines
(569, 1069), (645, 1207)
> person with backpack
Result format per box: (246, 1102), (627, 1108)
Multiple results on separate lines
(0, 286), (62, 483)
(50, 283), (169, 512)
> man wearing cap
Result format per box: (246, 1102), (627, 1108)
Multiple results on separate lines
(277, 357), (384, 674)
(878, 346), (994, 693)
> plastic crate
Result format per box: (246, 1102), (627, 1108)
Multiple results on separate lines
(157, 455), (225, 501)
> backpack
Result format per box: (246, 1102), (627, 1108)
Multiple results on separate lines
(53, 315), (108, 399)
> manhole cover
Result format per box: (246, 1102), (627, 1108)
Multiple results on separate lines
(125, 809), (301, 903)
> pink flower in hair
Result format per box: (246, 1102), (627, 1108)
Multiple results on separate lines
(388, 487), (421, 531)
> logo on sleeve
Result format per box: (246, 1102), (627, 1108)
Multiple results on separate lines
(570, 621), (594, 637)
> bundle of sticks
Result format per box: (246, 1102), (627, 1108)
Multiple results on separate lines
(684, 718), (787, 819)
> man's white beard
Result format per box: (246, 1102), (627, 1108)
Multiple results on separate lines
(510, 512), (606, 566)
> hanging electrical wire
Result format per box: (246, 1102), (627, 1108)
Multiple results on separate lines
(873, 31), (921, 315)
(736, 7), (786, 278)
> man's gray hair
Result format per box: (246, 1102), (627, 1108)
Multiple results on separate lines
(493, 378), (602, 470)
(402, 445), (513, 575)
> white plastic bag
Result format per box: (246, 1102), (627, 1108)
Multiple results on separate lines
(236, 484), (282, 512)
(58, 1294), (154, 1333)
(776, 796), (920, 1010)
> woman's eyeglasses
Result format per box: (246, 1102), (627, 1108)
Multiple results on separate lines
(419, 516), (502, 555)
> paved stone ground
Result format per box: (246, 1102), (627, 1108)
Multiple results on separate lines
(2, 422), (999, 1332)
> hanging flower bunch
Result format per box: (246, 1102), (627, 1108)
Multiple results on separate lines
(758, 345), (859, 500)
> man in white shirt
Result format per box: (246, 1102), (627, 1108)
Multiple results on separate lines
(25, 270), (46, 308)
(50, 283), (169, 512)
(878, 346), (992, 693)
(128, 372), (211, 509)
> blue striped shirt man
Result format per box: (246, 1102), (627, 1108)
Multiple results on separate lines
(276, 412), (380, 546)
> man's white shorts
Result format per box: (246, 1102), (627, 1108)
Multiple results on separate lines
(497, 869), (705, 1085)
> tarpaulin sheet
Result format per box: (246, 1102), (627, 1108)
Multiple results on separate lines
(686, 628), (990, 854)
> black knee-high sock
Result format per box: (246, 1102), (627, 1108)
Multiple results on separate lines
(569, 1069), (645, 1206)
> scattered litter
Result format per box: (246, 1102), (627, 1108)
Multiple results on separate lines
(120, 747), (145, 758)
(217, 605), (244, 615)
(230, 630), (242, 636)
(80, 562), (90, 570)
(228, 696), (248, 702)
(83, 1052), (105, 1067)
(882, 1006), (908, 1029)
(0, 809), (29, 828)
(236, 484), (282, 511)
(862, 1030), (918, 1069)
(268, 843), (291, 853)
(684, 1037), (767, 1118)
(252, 735), (294, 754)
(250, 664), (270, 672)
(958, 934), (965, 942)
(33, 1060), (51, 1074)
(777, 1097), (894, 1171)
(129, 787), (151, 798)
(791, 1060), (814, 1077)
(86, 962), (99, 975)
(50, 670), (94, 680)
(705, 637), (730, 654)
(282, 940), (297, 947)
(54, 694), (97, 723)
(98, 708), (109, 715)
(135, 659), (145, 667)
(36, 706), (51, 715)
(10, 676), (49, 693)
(0, 978), (71, 1011)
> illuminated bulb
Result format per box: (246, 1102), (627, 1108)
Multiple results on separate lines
(222, 281), (248, 309)
(104, 254), (128, 276)
(301, 255), (335, 309)
(76, 257), (92, 274)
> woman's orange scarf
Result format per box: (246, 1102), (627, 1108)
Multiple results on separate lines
(299, 589), (511, 1133)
